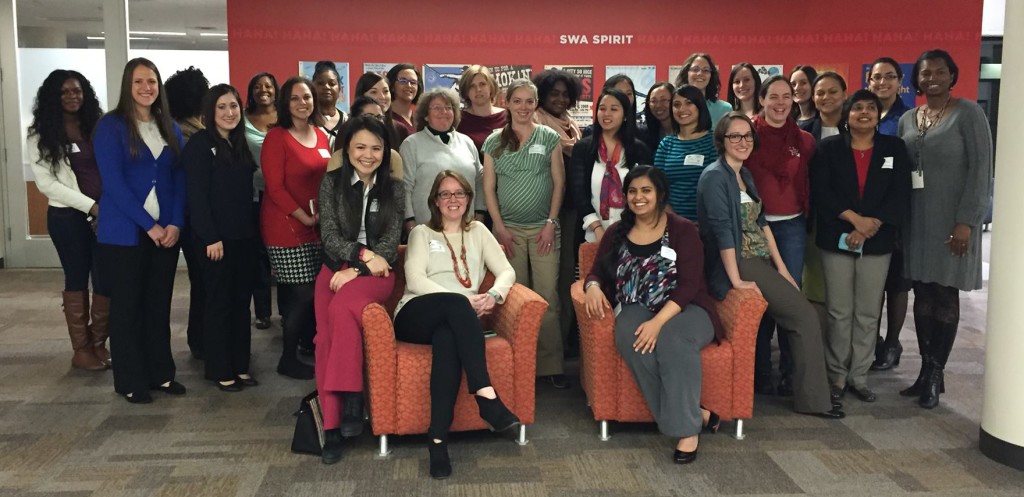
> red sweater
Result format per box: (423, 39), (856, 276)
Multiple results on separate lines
(745, 116), (815, 216)
(457, 111), (508, 152)
(260, 126), (329, 246)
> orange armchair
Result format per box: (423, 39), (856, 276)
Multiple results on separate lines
(571, 242), (767, 440)
(361, 247), (548, 457)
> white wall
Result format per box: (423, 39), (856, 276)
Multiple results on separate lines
(983, 0), (1006, 36)
(18, 48), (229, 180)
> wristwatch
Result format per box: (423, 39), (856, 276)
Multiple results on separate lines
(545, 218), (560, 228)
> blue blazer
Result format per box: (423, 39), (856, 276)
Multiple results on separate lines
(93, 114), (185, 246)
(696, 158), (766, 300)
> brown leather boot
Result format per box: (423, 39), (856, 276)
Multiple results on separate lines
(90, 294), (112, 366)
(63, 291), (106, 371)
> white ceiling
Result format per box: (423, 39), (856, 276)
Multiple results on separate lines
(15, 0), (228, 50)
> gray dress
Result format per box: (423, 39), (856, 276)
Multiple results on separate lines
(898, 100), (992, 291)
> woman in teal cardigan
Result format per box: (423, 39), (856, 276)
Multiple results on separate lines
(94, 57), (186, 404)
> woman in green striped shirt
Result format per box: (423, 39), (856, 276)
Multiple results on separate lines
(482, 79), (568, 388)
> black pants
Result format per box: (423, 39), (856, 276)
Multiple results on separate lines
(278, 282), (314, 362)
(98, 235), (178, 395)
(181, 219), (205, 356)
(48, 206), (108, 295)
(251, 198), (273, 319)
(198, 237), (256, 381)
(394, 293), (491, 439)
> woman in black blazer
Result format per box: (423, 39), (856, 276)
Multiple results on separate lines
(809, 90), (911, 403)
(569, 88), (651, 244)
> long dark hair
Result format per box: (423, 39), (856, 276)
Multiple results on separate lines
(588, 88), (643, 166)
(275, 76), (320, 129)
(594, 165), (670, 288)
(108, 57), (180, 159)
(331, 116), (398, 240)
(28, 69), (103, 174)
(202, 84), (255, 166)
(672, 85), (713, 134)
(603, 74), (637, 118)
(245, 72), (278, 113)
(354, 72), (402, 147)
(727, 62), (763, 114)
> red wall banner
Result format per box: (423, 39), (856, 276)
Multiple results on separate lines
(227, 0), (984, 105)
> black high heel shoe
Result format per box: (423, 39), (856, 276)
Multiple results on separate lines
(475, 395), (520, 433)
(871, 342), (903, 371)
(428, 440), (452, 479)
(701, 409), (721, 434)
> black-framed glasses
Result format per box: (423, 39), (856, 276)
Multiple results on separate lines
(724, 133), (755, 143)
(869, 74), (900, 83)
(437, 190), (468, 200)
(397, 78), (418, 86)
(688, 66), (712, 74)
(361, 112), (385, 122)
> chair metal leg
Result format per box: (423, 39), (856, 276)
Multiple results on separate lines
(516, 424), (529, 446)
(734, 420), (745, 440)
(599, 420), (611, 441)
(375, 435), (392, 459)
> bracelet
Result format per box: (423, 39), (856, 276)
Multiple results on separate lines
(584, 281), (601, 292)
(545, 218), (560, 228)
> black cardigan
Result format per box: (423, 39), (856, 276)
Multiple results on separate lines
(808, 133), (912, 255)
(182, 129), (257, 245)
(568, 135), (651, 219)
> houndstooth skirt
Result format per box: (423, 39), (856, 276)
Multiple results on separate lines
(266, 242), (322, 284)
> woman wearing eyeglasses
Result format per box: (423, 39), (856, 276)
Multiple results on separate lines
(400, 87), (484, 233)
(697, 111), (842, 420)
(386, 64), (423, 137)
(353, 72), (409, 148)
(866, 57), (913, 371)
(675, 53), (732, 126)
(397, 170), (520, 479)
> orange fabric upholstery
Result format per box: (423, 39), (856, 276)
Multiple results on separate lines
(572, 242), (766, 423)
(362, 246), (548, 436)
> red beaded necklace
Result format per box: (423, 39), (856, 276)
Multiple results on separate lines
(441, 230), (472, 288)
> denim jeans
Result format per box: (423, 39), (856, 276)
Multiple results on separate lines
(755, 215), (807, 379)
(48, 206), (108, 295)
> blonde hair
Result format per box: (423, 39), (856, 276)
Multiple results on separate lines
(457, 65), (498, 105)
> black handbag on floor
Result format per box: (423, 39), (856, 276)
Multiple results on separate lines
(291, 390), (324, 456)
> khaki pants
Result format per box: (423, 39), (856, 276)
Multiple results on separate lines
(820, 251), (891, 389)
(506, 224), (563, 376)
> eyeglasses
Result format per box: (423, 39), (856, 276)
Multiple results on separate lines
(870, 74), (900, 83)
(397, 78), (418, 86)
(688, 66), (712, 75)
(362, 112), (385, 121)
(429, 105), (454, 113)
(437, 190), (467, 200)
(724, 133), (755, 143)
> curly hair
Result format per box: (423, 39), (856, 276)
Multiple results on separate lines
(676, 52), (723, 103)
(532, 68), (582, 111)
(164, 66), (209, 121)
(27, 69), (103, 174)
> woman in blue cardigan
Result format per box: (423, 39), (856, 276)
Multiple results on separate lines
(94, 57), (186, 404)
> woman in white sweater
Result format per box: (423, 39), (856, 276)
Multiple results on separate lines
(399, 87), (484, 231)
(395, 170), (519, 480)
(28, 69), (110, 371)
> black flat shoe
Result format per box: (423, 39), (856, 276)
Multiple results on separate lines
(475, 395), (521, 433)
(254, 317), (272, 330)
(701, 409), (721, 434)
(673, 445), (698, 464)
(832, 400), (843, 410)
(847, 385), (877, 402)
(807, 408), (845, 419)
(153, 380), (186, 395)
(539, 374), (570, 389)
(236, 375), (259, 387)
(428, 440), (452, 479)
(321, 429), (342, 465)
(124, 391), (153, 404)
(217, 381), (242, 392)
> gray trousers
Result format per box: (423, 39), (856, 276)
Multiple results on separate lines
(820, 251), (891, 389)
(614, 303), (714, 438)
(738, 258), (832, 413)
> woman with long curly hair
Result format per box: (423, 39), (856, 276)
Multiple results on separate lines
(28, 69), (109, 371)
